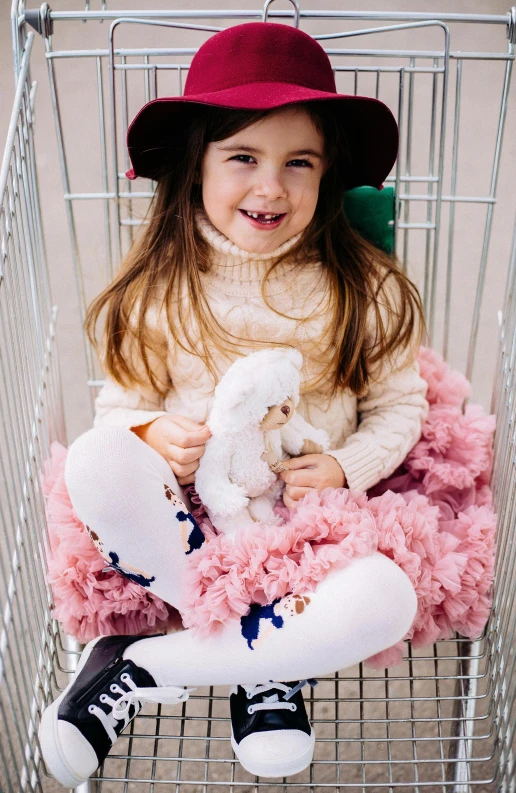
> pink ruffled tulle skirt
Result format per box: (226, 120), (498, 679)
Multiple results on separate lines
(41, 348), (496, 668)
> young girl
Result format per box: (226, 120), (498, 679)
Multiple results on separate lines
(39, 22), (428, 786)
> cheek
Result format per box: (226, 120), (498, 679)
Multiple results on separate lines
(203, 166), (248, 213)
(288, 172), (321, 213)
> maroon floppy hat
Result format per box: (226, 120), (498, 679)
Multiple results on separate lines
(125, 22), (398, 189)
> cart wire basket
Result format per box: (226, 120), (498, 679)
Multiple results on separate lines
(2, 2), (516, 791)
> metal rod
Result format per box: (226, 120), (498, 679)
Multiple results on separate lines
(43, 32), (97, 416)
(423, 57), (438, 322)
(428, 23), (451, 342)
(466, 41), (514, 381)
(60, 190), (497, 202)
(40, 10), (512, 24)
(96, 55), (113, 285)
(43, 48), (516, 61)
(402, 57), (415, 273)
(443, 58), (462, 360)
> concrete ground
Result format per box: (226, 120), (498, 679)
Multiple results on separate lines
(1, 2), (515, 791)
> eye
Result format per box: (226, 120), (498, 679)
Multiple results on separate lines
(287, 159), (313, 168)
(229, 154), (256, 164)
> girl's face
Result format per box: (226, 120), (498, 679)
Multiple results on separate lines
(201, 106), (326, 254)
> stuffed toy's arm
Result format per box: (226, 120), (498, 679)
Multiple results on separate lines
(280, 411), (331, 456)
(245, 456), (278, 497)
(195, 434), (249, 519)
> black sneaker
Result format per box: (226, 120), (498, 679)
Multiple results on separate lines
(38, 634), (193, 788)
(229, 679), (317, 777)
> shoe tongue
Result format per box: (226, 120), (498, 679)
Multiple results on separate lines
(126, 659), (158, 689)
(262, 693), (280, 704)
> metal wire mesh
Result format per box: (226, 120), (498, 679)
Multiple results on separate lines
(0, 29), (66, 793)
(1, 3), (516, 792)
(70, 639), (507, 791)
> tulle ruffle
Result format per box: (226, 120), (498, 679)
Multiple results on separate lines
(180, 347), (496, 664)
(41, 443), (183, 643)
(41, 347), (496, 665)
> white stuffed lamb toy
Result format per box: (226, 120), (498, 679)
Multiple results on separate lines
(195, 347), (330, 536)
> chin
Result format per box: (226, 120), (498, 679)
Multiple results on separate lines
(235, 230), (292, 254)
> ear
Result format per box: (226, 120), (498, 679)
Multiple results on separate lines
(222, 380), (255, 411)
(295, 597), (305, 614)
(300, 439), (323, 455)
(285, 348), (303, 371)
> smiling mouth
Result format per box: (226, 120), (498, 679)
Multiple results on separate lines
(239, 209), (286, 225)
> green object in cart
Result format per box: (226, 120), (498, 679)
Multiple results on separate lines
(343, 185), (396, 255)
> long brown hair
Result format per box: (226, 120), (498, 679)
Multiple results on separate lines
(85, 102), (425, 398)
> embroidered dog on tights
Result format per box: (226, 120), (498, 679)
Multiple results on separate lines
(240, 593), (311, 650)
(85, 527), (156, 587)
(164, 485), (206, 554)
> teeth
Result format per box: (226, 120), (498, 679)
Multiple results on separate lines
(242, 210), (282, 222)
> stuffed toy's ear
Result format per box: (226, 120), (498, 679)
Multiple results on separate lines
(280, 411), (331, 456)
(300, 439), (324, 455)
(220, 381), (255, 411)
(284, 348), (303, 371)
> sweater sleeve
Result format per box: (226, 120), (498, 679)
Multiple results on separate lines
(326, 273), (429, 492)
(93, 378), (169, 430)
(93, 301), (171, 431)
(326, 359), (428, 492)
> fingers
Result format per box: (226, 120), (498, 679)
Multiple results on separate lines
(169, 458), (199, 479)
(170, 414), (208, 431)
(283, 484), (314, 512)
(165, 416), (212, 449)
(283, 492), (297, 511)
(155, 416), (213, 482)
(177, 472), (197, 486)
(285, 485), (314, 501)
(280, 468), (318, 488)
(282, 454), (319, 470)
(167, 442), (207, 466)
(283, 488), (313, 511)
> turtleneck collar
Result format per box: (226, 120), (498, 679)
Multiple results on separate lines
(195, 209), (307, 297)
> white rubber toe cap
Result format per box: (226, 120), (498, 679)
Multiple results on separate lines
(232, 728), (315, 778)
(39, 705), (99, 788)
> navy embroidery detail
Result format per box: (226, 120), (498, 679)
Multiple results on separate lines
(103, 552), (156, 587)
(240, 599), (284, 650)
(176, 511), (205, 554)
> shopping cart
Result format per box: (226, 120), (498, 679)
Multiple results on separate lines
(2, 2), (516, 790)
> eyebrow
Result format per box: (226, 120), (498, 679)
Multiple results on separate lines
(217, 144), (323, 158)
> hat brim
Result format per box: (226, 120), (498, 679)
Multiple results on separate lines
(125, 82), (398, 189)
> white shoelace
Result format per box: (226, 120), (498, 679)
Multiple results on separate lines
(88, 671), (195, 744)
(242, 679), (317, 715)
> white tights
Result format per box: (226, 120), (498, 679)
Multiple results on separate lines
(65, 426), (417, 687)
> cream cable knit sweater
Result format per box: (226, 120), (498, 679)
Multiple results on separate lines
(93, 212), (429, 492)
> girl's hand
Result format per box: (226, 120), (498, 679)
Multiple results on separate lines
(131, 415), (211, 485)
(279, 453), (346, 511)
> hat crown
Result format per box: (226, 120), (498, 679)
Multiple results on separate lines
(184, 22), (337, 96)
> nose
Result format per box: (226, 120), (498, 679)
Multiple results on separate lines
(253, 166), (287, 202)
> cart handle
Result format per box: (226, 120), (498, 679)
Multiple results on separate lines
(262, 0), (300, 29)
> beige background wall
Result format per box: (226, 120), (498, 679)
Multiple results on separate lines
(1, 0), (515, 446)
